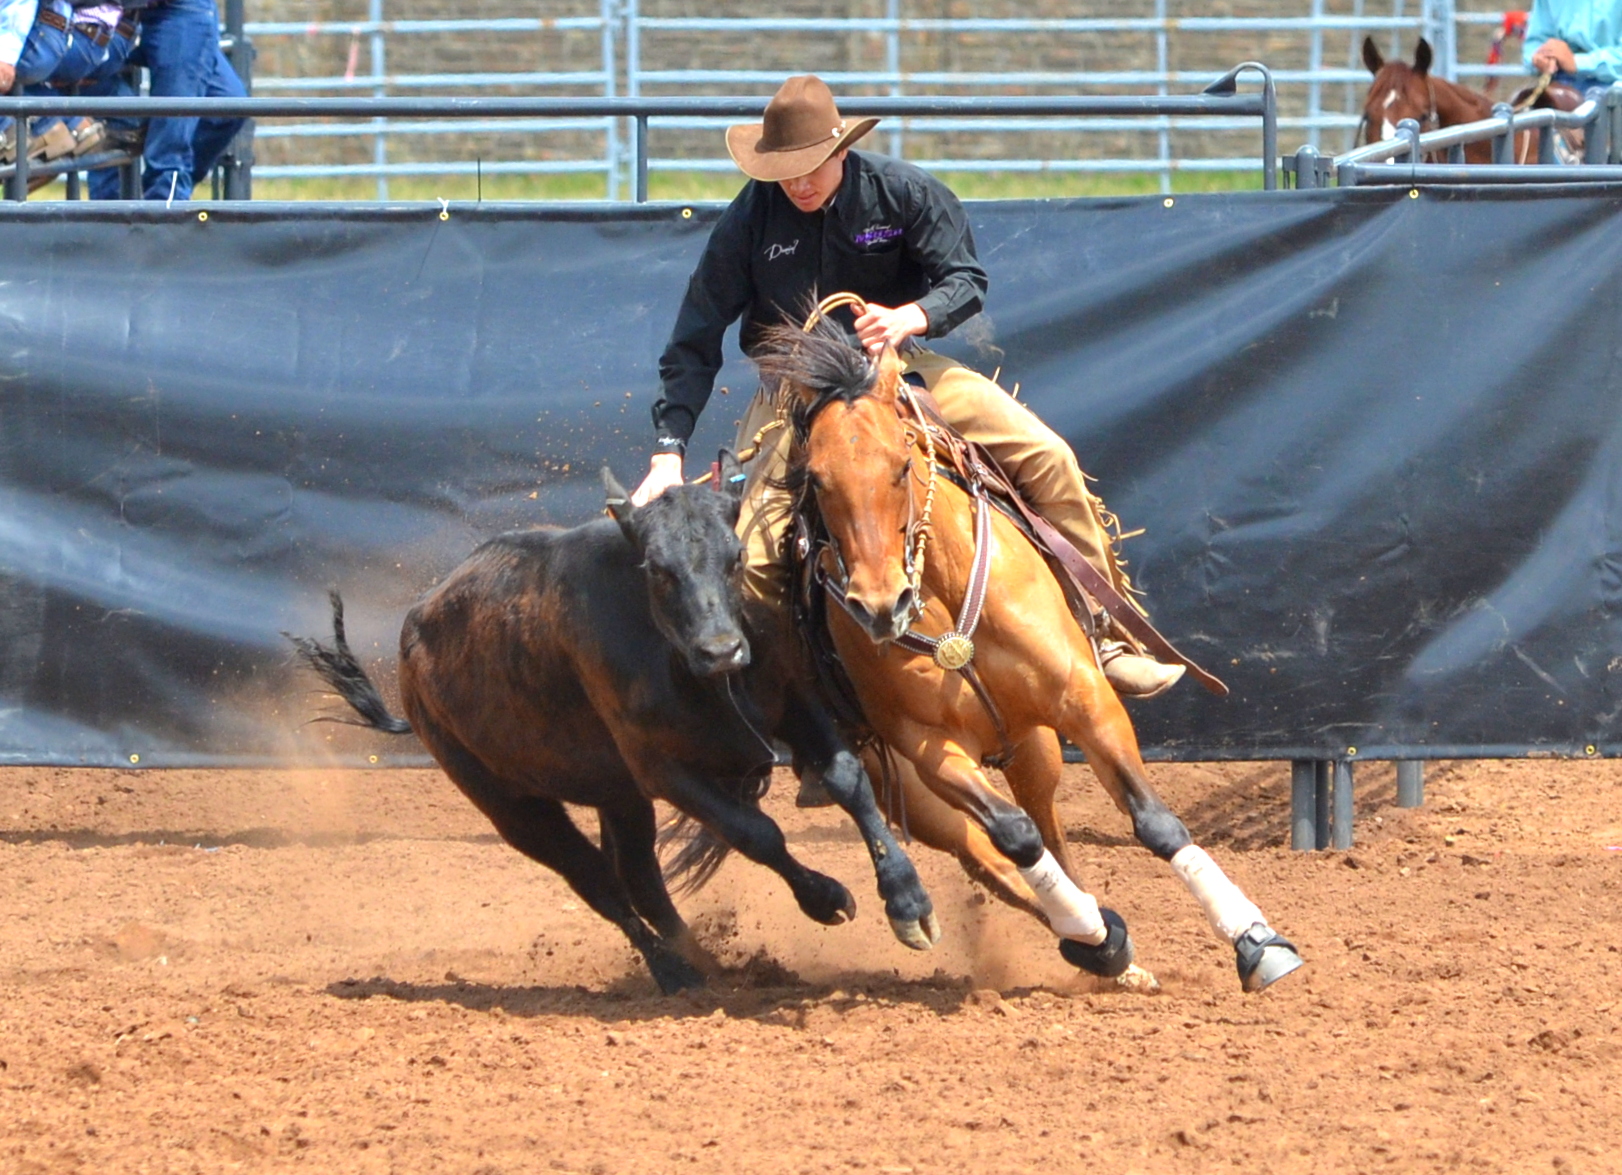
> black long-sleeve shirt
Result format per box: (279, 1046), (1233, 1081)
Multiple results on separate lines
(652, 149), (989, 444)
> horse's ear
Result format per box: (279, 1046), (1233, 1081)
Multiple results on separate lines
(717, 448), (746, 501)
(601, 465), (638, 545)
(1362, 35), (1383, 75)
(1414, 37), (1432, 77)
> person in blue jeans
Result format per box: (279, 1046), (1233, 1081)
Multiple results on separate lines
(1, 0), (77, 160)
(85, 0), (243, 201)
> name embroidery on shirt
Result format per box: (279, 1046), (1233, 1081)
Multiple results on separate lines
(853, 223), (903, 247)
(765, 240), (800, 261)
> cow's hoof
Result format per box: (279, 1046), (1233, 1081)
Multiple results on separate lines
(1057, 907), (1134, 978)
(1234, 923), (1304, 992)
(889, 909), (941, 951)
(796, 872), (856, 926)
(648, 949), (708, 995)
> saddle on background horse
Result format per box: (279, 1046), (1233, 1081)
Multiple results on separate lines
(1511, 77), (1588, 162)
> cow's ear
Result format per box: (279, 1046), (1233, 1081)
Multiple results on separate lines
(601, 465), (638, 545)
(1414, 37), (1432, 77)
(1362, 35), (1383, 75)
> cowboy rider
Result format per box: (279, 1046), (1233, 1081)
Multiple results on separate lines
(629, 74), (1184, 702)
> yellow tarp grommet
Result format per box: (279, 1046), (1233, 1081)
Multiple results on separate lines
(197, 211), (208, 222)
(129, 753), (140, 764)
(1162, 197), (1174, 208)
(1408, 189), (1419, 199)
(681, 207), (693, 218)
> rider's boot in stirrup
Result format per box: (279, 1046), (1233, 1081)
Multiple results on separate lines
(1098, 630), (1185, 699)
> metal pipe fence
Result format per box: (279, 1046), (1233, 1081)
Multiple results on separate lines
(0, 78), (1279, 200)
(195, 1), (1535, 198)
(1281, 82), (1622, 186)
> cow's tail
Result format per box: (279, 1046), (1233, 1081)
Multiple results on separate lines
(660, 815), (730, 894)
(284, 590), (414, 735)
(659, 769), (770, 894)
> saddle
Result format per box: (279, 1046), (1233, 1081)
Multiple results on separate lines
(1510, 78), (1588, 161)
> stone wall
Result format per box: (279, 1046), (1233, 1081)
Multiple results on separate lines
(241, 1), (1512, 174)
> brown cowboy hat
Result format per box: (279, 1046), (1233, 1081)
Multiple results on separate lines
(726, 75), (879, 183)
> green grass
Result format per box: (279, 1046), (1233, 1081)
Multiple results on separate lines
(28, 166), (1264, 203)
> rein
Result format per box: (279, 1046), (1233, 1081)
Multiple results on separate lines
(798, 293), (1016, 765)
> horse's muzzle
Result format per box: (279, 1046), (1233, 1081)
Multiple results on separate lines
(843, 586), (916, 645)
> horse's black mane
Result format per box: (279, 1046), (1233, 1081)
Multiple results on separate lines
(753, 312), (879, 443)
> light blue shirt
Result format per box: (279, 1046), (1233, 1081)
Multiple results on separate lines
(1523, 0), (1622, 84)
(0, 0), (39, 67)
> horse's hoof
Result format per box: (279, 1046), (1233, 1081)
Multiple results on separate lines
(889, 910), (941, 951)
(1234, 923), (1304, 992)
(1057, 907), (1134, 978)
(1112, 963), (1161, 995)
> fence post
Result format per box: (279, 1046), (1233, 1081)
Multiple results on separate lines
(1609, 84), (1622, 164)
(370, 0), (387, 201)
(1537, 125), (1554, 164)
(4, 77), (26, 202)
(1292, 144), (1321, 188)
(1424, 0), (1458, 84)
(1491, 101), (1514, 164)
(1396, 760), (1424, 807)
(1290, 760), (1318, 850)
(1396, 117), (1421, 163)
(1313, 760), (1332, 849)
(221, 0), (254, 200)
(635, 115), (648, 202)
(602, 0), (619, 202)
(1331, 759), (1355, 849)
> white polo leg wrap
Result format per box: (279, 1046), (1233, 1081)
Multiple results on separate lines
(1017, 850), (1106, 944)
(1170, 845), (1266, 943)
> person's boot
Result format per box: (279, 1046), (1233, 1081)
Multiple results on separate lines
(1098, 637), (1184, 699)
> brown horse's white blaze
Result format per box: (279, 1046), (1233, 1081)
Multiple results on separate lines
(778, 323), (1302, 992)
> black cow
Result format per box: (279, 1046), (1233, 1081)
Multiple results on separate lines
(288, 462), (936, 994)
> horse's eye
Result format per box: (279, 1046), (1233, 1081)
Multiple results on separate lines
(895, 458), (912, 486)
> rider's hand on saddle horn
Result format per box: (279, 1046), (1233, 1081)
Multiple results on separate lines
(853, 302), (929, 356)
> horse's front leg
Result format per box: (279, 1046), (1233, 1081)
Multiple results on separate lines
(1056, 663), (1305, 992)
(886, 721), (1135, 979)
(775, 691), (940, 950)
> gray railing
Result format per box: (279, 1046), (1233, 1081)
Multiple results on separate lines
(1283, 82), (1622, 186)
(0, 66), (1279, 203)
(230, 1), (1484, 196)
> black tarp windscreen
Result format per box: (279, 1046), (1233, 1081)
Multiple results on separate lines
(1, 187), (1619, 765)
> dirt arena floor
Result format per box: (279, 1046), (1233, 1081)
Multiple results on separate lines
(2, 755), (1619, 1174)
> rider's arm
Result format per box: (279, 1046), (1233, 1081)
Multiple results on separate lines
(633, 194), (756, 504)
(1523, 2), (1560, 71)
(0, 0), (42, 82)
(652, 197), (756, 452)
(899, 170), (989, 341)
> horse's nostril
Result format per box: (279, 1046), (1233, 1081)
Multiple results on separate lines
(891, 588), (916, 629)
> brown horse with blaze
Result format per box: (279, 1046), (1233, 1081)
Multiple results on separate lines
(758, 315), (1303, 992)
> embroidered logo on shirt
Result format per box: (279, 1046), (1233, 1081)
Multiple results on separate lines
(853, 223), (903, 247)
(765, 240), (800, 261)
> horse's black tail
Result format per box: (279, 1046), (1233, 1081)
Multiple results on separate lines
(284, 590), (413, 735)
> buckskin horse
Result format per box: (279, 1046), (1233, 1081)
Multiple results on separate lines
(287, 462), (936, 994)
(756, 308), (1303, 992)
(1362, 36), (1554, 164)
